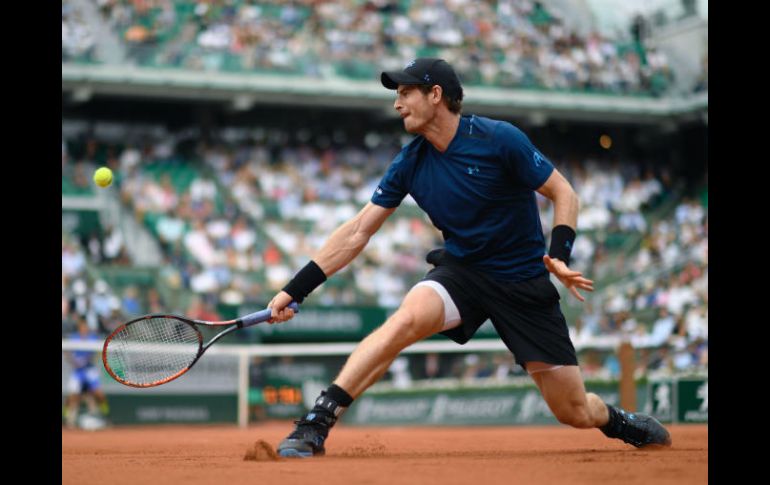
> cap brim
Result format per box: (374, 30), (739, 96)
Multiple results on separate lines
(381, 71), (426, 90)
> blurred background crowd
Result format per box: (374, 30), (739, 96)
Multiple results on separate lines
(63, 0), (707, 389)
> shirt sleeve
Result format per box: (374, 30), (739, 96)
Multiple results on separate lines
(371, 149), (410, 208)
(497, 122), (554, 190)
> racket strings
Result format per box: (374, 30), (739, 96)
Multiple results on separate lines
(105, 317), (201, 386)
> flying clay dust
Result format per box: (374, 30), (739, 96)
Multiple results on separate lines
(243, 439), (281, 462)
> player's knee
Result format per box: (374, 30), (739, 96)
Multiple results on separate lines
(385, 308), (439, 344)
(554, 404), (593, 429)
(386, 310), (423, 342)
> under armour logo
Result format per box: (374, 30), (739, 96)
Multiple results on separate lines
(405, 60), (416, 69)
(533, 151), (544, 167)
(466, 166), (480, 175)
(423, 74), (431, 82)
(375, 186), (383, 195)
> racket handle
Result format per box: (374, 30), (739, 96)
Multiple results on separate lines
(238, 302), (299, 328)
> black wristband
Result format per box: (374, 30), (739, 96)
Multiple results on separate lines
(548, 225), (576, 266)
(282, 260), (327, 303)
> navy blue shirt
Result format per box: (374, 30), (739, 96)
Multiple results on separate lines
(371, 115), (554, 282)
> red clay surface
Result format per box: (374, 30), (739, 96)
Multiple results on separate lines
(62, 421), (707, 485)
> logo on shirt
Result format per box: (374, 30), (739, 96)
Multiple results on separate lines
(533, 151), (545, 167)
(375, 186), (384, 195)
(466, 165), (480, 175)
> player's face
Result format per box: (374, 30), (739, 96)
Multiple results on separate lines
(394, 85), (435, 133)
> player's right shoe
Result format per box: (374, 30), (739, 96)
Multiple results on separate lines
(600, 405), (672, 448)
(277, 394), (344, 458)
(277, 414), (332, 457)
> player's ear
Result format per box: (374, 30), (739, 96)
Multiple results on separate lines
(432, 85), (443, 105)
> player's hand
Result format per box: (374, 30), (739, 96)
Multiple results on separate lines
(543, 255), (594, 302)
(267, 291), (296, 324)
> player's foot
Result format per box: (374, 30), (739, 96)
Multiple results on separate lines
(277, 394), (343, 458)
(277, 414), (332, 457)
(600, 405), (672, 448)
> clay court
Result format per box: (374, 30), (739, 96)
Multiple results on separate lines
(62, 422), (707, 484)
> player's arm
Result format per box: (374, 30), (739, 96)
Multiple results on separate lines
(536, 169), (594, 301)
(269, 202), (396, 321)
(536, 168), (579, 231)
(314, 202), (396, 275)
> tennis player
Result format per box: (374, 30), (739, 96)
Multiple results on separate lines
(268, 58), (671, 457)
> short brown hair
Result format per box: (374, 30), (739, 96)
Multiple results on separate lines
(416, 84), (463, 114)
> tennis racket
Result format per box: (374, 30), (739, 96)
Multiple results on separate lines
(102, 302), (299, 388)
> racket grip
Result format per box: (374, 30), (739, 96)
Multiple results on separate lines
(238, 302), (299, 328)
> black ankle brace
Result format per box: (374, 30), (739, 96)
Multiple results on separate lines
(311, 393), (348, 420)
(302, 385), (353, 430)
(325, 384), (354, 407)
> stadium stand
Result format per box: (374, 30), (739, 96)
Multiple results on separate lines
(70, 0), (676, 96)
(62, 0), (707, 406)
(62, 117), (706, 380)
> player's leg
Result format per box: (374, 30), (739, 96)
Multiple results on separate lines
(64, 371), (84, 429)
(527, 362), (608, 428)
(85, 367), (110, 417)
(91, 389), (110, 417)
(84, 393), (98, 414)
(64, 394), (81, 429)
(277, 284), (447, 457)
(527, 361), (671, 447)
(334, 284), (446, 397)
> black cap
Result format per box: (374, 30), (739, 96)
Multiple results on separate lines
(381, 58), (463, 102)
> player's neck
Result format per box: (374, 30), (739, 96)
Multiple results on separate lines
(422, 112), (461, 153)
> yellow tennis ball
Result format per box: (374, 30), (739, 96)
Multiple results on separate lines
(93, 167), (113, 188)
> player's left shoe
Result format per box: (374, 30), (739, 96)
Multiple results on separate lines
(600, 405), (672, 448)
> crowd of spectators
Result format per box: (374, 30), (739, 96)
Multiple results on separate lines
(62, 120), (705, 379)
(63, 0), (705, 400)
(62, 227), (227, 338)
(197, 132), (441, 307)
(62, 232), (127, 337)
(81, 0), (675, 96)
(63, 124), (682, 307)
(540, 158), (670, 278)
(570, 193), (707, 379)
